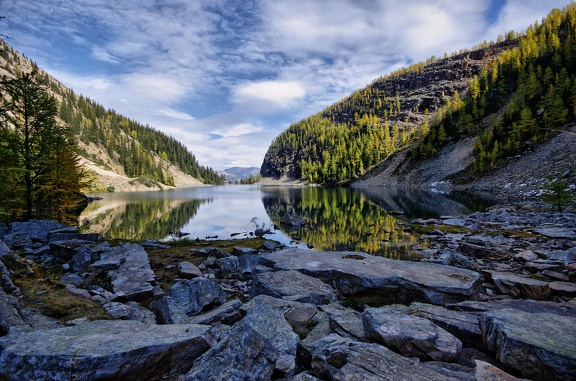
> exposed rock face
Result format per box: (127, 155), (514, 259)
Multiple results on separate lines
(251, 270), (337, 305)
(310, 334), (460, 381)
(0, 320), (214, 381)
(260, 40), (517, 181)
(107, 244), (156, 301)
(363, 306), (462, 362)
(184, 296), (299, 379)
(480, 307), (576, 381)
(170, 278), (226, 315)
(260, 248), (482, 305)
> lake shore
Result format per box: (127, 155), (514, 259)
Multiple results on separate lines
(0, 201), (575, 380)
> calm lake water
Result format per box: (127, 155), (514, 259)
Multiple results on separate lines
(79, 185), (497, 258)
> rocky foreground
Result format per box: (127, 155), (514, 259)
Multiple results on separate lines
(0, 205), (575, 381)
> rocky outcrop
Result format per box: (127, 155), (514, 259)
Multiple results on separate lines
(480, 307), (576, 381)
(0, 320), (214, 381)
(251, 270), (337, 305)
(310, 334), (460, 381)
(364, 306), (462, 362)
(260, 248), (482, 305)
(0, 212), (575, 380)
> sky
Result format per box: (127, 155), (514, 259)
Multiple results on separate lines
(1, 0), (572, 170)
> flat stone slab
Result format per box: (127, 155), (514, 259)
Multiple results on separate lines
(534, 227), (576, 239)
(480, 307), (576, 381)
(251, 270), (337, 305)
(260, 249), (481, 305)
(0, 320), (213, 381)
(487, 271), (550, 300)
(108, 244), (156, 301)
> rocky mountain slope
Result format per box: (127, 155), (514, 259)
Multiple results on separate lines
(260, 39), (517, 182)
(353, 125), (576, 200)
(0, 40), (223, 192)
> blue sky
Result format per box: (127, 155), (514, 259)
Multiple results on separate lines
(2, 0), (571, 170)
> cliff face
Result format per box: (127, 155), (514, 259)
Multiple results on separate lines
(260, 40), (518, 181)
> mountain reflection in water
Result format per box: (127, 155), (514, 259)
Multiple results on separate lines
(79, 186), (497, 258)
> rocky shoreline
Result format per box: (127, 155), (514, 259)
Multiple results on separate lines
(0, 204), (575, 380)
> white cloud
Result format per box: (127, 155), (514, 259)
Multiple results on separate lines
(4, 0), (573, 170)
(232, 81), (306, 111)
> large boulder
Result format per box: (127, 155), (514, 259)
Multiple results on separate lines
(260, 248), (481, 305)
(170, 278), (226, 316)
(363, 306), (462, 362)
(106, 244), (156, 301)
(251, 270), (337, 305)
(320, 303), (366, 341)
(480, 307), (576, 381)
(184, 297), (299, 379)
(0, 320), (214, 381)
(486, 271), (551, 300)
(407, 302), (483, 349)
(310, 334), (460, 380)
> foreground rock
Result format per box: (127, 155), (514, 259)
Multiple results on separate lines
(260, 248), (482, 305)
(183, 296), (299, 379)
(0, 320), (214, 381)
(311, 334), (460, 380)
(364, 306), (462, 362)
(480, 307), (576, 381)
(96, 243), (156, 301)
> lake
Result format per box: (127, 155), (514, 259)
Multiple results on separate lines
(79, 185), (497, 258)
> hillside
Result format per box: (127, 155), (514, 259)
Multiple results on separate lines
(260, 4), (576, 199)
(0, 39), (224, 192)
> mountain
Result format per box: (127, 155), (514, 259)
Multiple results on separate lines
(0, 40), (225, 192)
(221, 167), (261, 182)
(260, 4), (576, 199)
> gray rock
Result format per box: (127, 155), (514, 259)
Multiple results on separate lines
(534, 227), (576, 239)
(320, 303), (366, 341)
(91, 250), (125, 270)
(549, 281), (576, 298)
(544, 248), (576, 264)
(10, 220), (69, 243)
(48, 232), (99, 243)
(188, 298), (243, 326)
(185, 299), (299, 379)
(251, 270), (337, 305)
(0, 240), (11, 258)
(125, 301), (156, 324)
(215, 255), (240, 274)
(480, 307), (576, 380)
(2, 233), (32, 250)
(170, 278), (226, 316)
(151, 296), (191, 324)
(310, 334), (459, 380)
(0, 288), (60, 331)
(108, 244), (156, 301)
(69, 246), (93, 274)
(487, 271), (550, 299)
(177, 261), (203, 279)
(102, 301), (129, 319)
(260, 248), (481, 305)
(0, 260), (19, 295)
(280, 214), (307, 226)
(59, 273), (84, 286)
(183, 317), (279, 380)
(407, 302), (482, 349)
(0, 320), (213, 381)
(363, 306), (462, 362)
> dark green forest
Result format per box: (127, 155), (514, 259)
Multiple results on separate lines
(263, 4), (576, 186)
(0, 40), (224, 189)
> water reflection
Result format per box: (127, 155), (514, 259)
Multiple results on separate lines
(262, 187), (421, 259)
(79, 186), (497, 257)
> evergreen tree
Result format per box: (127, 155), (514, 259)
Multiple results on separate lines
(0, 71), (85, 222)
